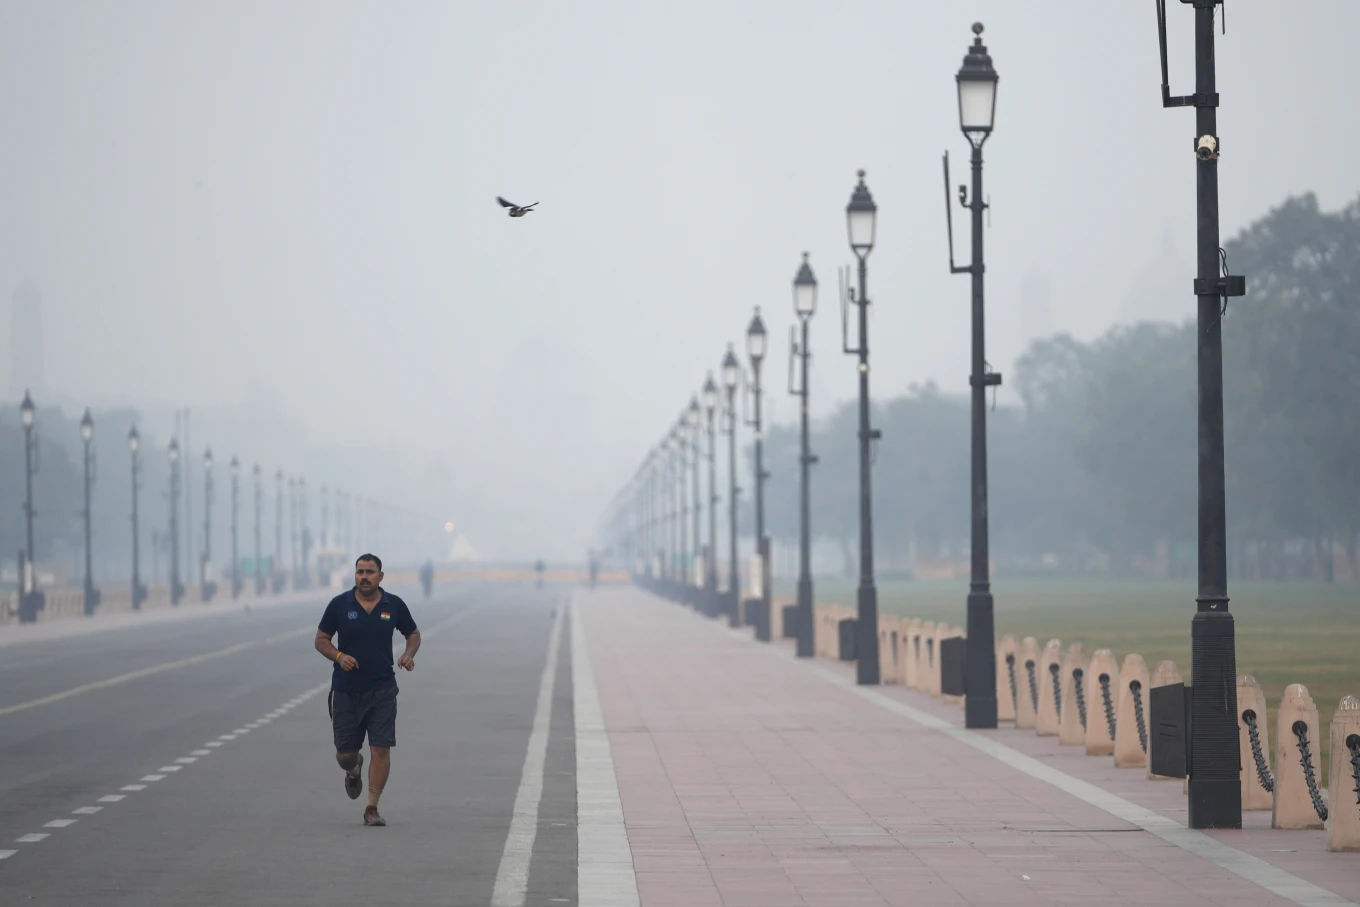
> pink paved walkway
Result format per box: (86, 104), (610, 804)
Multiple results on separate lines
(576, 586), (1358, 907)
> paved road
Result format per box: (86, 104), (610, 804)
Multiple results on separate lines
(0, 582), (577, 906)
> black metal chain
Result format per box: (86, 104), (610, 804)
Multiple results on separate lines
(1130, 680), (1148, 754)
(1005, 654), (1018, 713)
(926, 638), (934, 670)
(1049, 662), (1062, 718)
(1242, 709), (1274, 793)
(1099, 674), (1116, 740)
(1025, 660), (1038, 713)
(1072, 668), (1087, 730)
(1348, 734), (1360, 807)
(1292, 721), (1329, 822)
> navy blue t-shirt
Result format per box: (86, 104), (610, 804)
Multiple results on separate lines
(318, 588), (418, 693)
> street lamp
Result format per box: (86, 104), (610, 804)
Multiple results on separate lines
(944, 21), (1000, 729)
(790, 252), (818, 657)
(201, 447), (216, 602)
(18, 391), (40, 620)
(844, 169), (881, 684)
(745, 307), (771, 641)
(672, 423), (686, 599)
(274, 469), (284, 593)
(703, 373), (719, 614)
(128, 425), (146, 609)
(288, 477), (298, 589)
(230, 456), (241, 599)
(253, 464), (264, 595)
(687, 397), (702, 607)
(168, 439), (183, 605)
(1156, 0), (1246, 830)
(722, 344), (741, 626)
(80, 409), (100, 615)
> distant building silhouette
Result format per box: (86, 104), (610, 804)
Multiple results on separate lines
(9, 281), (45, 399)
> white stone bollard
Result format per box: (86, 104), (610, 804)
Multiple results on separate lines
(1085, 649), (1119, 756)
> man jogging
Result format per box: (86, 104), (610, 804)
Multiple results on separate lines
(314, 553), (420, 826)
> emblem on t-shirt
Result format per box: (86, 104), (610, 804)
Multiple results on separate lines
(380, 611), (391, 621)
(347, 610), (358, 619)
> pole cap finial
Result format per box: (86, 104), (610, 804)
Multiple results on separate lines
(973, 21), (984, 36)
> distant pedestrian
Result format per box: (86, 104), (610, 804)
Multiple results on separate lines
(313, 553), (420, 826)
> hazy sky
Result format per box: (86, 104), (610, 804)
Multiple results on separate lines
(2, 0), (1357, 558)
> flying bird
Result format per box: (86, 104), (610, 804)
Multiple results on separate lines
(497, 196), (538, 217)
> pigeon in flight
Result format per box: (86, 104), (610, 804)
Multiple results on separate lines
(497, 196), (539, 217)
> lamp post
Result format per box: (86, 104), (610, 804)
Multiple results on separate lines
(845, 170), (880, 684)
(230, 456), (241, 599)
(1156, 0), (1246, 830)
(18, 392), (38, 619)
(168, 439), (183, 605)
(288, 476), (298, 589)
(128, 426), (145, 609)
(201, 447), (216, 602)
(673, 423), (686, 599)
(688, 397), (702, 607)
(945, 21), (1000, 728)
(80, 409), (99, 615)
(274, 469), (284, 593)
(791, 253), (818, 657)
(722, 345), (741, 626)
(253, 464), (264, 595)
(745, 307), (770, 641)
(703, 374), (719, 615)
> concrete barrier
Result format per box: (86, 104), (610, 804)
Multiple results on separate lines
(1058, 642), (1089, 746)
(1015, 636), (1040, 730)
(878, 615), (900, 685)
(915, 621), (937, 693)
(1328, 695), (1360, 852)
(900, 618), (921, 688)
(1237, 675), (1273, 811)
(929, 623), (950, 698)
(1114, 654), (1150, 768)
(1035, 639), (1063, 736)
(996, 634), (1018, 722)
(1085, 649), (1119, 756)
(1273, 683), (1326, 830)
(1147, 660), (1183, 781)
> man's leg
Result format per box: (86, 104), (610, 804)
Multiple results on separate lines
(362, 687), (398, 826)
(329, 691), (365, 799)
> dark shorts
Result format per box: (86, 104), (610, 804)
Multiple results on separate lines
(328, 685), (397, 752)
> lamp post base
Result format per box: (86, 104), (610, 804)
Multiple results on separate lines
(855, 582), (879, 685)
(964, 588), (998, 728)
(1188, 777), (1242, 829)
(795, 575), (814, 657)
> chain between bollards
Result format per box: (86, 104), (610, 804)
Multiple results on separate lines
(1072, 668), (1087, 731)
(1049, 662), (1062, 718)
(1348, 734), (1360, 807)
(1130, 680), (1148, 754)
(1025, 660), (1038, 713)
(1242, 709), (1274, 794)
(1291, 720), (1328, 822)
(1005, 653), (1018, 714)
(1099, 673), (1117, 740)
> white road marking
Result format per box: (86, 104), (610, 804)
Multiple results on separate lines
(233, 728), (250, 734)
(141, 774), (165, 782)
(204, 742), (223, 748)
(72, 807), (102, 815)
(572, 595), (640, 907)
(0, 627), (313, 718)
(121, 785), (147, 791)
(16, 834), (48, 843)
(191, 749), (211, 756)
(0, 850), (16, 859)
(490, 602), (566, 907)
(97, 795), (125, 803)
(175, 757), (197, 764)
(219, 734), (237, 740)
(43, 820), (76, 828)
(157, 766), (181, 773)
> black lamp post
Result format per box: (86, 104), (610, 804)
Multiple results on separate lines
(230, 456), (241, 599)
(80, 409), (99, 615)
(703, 373), (720, 615)
(288, 476), (298, 589)
(673, 423), (686, 598)
(201, 447), (216, 603)
(722, 345), (741, 626)
(18, 391), (40, 620)
(790, 253), (818, 657)
(168, 439), (183, 605)
(274, 469), (284, 593)
(844, 170), (880, 684)
(128, 425), (145, 609)
(944, 21), (1000, 729)
(1156, 0), (1246, 830)
(687, 397), (702, 607)
(745, 307), (770, 641)
(253, 464), (264, 595)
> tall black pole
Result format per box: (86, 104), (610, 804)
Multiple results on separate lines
(202, 450), (215, 603)
(169, 442), (182, 605)
(1154, 0), (1241, 830)
(676, 432), (687, 595)
(253, 466), (264, 595)
(129, 428), (143, 609)
(690, 407), (702, 606)
(274, 470), (283, 593)
(792, 262), (816, 656)
(725, 385), (739, 627)
(705, 383), (719, 614)
(230, 459), (241, 599)
(81, 411), (97, 615)
(21, 395), (36, 595)
(746, 308), (769, 641)
(855, 253), (878, 683)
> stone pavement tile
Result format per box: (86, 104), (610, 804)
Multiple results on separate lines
(577, 590), (1353, 907)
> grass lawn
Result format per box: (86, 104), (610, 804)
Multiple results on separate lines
(785, 576), (1359, 788)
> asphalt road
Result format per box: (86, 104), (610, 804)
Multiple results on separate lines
(0, 582), (577, 906)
